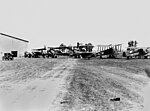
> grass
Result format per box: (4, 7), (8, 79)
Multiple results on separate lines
(1, 58), (150, 110)
(61, 59), (149, 111)
(0, 58), (59, 83)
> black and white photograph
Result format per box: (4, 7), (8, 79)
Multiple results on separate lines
(0, 0), (150, 111)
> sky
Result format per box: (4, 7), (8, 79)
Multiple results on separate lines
(0, 0), (150, 51)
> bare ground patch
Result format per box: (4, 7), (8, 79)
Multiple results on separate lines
(1, 58), (150, 111)
(0, 58), (76, 111)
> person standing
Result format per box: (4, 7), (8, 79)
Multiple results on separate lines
(134, 41), (138, 47)
(131, 41), (134, 47)
(77, 42), (80, 48)
(128, 41), (131, 47)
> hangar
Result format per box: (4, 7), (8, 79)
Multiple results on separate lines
(0, 33), (29, 60)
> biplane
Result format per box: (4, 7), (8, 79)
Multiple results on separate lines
(71, 45), (95, 59)
(25, 46), (57, 58)
(48, 46), (72, 56)
(126, 47), (150, 59)
(31, 47), (47, 58)
(48, 44), (95, 59)
(97, 44), (122, 59)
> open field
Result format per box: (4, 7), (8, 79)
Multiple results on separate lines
(0, 58), (150, 111)
(0, 57), (76, 111)
(60, 59), (150, 111)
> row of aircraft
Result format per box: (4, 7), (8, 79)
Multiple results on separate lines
(24, 42), (150, 59)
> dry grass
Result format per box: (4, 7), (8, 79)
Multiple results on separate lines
(61, 59), (150, 111)
(0, 58), (74, 111)
(1, 58), (150, 111)
(0, 58), (59, 83)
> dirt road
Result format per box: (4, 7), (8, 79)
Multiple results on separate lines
(60, 59), (149, 111)
(0, 58), (77, 111)
(0, 58), (149, 111)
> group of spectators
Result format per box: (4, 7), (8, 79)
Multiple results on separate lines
(77, 42), (93, 52)
(128, 40), (138, 47)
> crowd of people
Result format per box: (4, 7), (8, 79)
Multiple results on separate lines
(128, 40), (138, 47)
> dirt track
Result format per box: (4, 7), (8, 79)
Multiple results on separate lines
(60, 59), (150, 111)
(0, 58), (150, 111)
(0, 58), (76, 111)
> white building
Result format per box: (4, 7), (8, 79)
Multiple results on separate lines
(0, 33), (29, 60)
